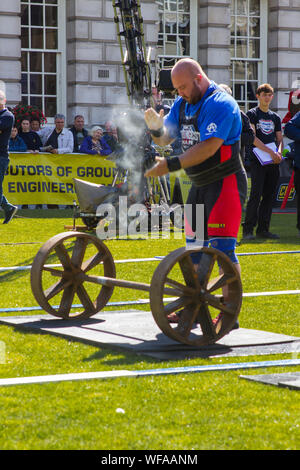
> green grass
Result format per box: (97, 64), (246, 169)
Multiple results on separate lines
(0, 208), (299, 450)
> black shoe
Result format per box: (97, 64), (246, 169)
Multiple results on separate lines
(242, 232), (255, 240)
(256, 231), (280, 239)
(3, 205), (18, 224)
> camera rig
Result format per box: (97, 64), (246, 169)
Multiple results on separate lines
(75, 0), (172, 231)
(111, 0), (165, 184)
(113, 0), (152, 108)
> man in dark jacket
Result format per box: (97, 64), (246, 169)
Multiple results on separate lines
(284, 107), (300, 236)
(218, 84), (255, 167)
(240, 111), (255, 168)
(0, 89), (18, 223)
(69, 115), (88, 152)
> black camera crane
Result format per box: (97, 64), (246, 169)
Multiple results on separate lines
(74, 1), (172, 231)
(112, 0), (171, 207)
(112, 0), (153, 108)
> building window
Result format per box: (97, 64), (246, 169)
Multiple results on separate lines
(230, 0), (267, 111)
(20, 0), (65, 120)
(156, 0), (197, 69)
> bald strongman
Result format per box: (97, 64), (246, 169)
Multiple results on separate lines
(144, 59), (247, 327)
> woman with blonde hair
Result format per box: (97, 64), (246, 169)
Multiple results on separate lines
(79, 126), (112, 155)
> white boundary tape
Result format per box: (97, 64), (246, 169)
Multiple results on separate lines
(243, 290), (300, 297)
(0, 290), (299, 313)
(0, 251), (298, 313)
(0, 250), (299, 273)
(0, 258), (160, 273)
(0, 359), (300, 387)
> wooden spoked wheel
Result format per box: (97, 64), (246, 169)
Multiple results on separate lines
(150, 247), (243, 346)
(31, 232), (116, 319)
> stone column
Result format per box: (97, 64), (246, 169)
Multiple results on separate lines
(0, 0), (21, 107)
(269, 0), (300, 117)
(198, 0), (231, 85)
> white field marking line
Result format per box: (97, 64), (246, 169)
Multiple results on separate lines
(0, 258), (160, 272)
(0, 290), (300, 313)
(1, 250), (300, 272)
(163, 290), (300, 298)
(0, 290), (299, 313)
(243, 290), (300, 297)
(0, 359), (300, 387)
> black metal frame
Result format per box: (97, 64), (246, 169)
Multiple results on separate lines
(75, 1), (173, 232)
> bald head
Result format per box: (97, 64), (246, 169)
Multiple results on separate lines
(171, 58), (204, 79)
(171, 58), (209, 104)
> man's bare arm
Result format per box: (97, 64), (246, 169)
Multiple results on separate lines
(144, 107), (174, 147)
(151, 131), (174, 147)
(178, 137), (224, 169)
(145, 137), (224, 177)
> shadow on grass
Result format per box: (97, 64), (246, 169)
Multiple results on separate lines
(15, 208), (74, 219)
(81, 345), (160, 366)
(5, 322), (161, 367)
(0, 241), (76, 284)
(240, 212), (299, 244)
(0, 255), (36, 284)
(239, 237), (300, 247)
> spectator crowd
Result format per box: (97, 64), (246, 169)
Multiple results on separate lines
(8, 113), (118, 157)
(3, 83), (300, 237)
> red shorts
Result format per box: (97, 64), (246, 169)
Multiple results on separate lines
(185, 169), (247, 239)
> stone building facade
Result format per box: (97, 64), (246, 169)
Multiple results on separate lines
(0, 0), (299, 126)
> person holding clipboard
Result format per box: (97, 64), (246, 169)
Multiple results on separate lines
(242, 83), (283, 240)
